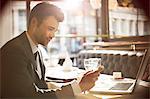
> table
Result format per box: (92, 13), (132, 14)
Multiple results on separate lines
(45, 66), (85, 80)
(45, 66), (149, 99)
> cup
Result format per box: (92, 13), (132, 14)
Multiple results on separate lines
(84, 58), (101, 71)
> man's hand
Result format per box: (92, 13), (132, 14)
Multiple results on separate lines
(79, 65), (104, 92)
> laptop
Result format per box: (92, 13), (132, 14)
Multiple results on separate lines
(90, 48), (150, 94)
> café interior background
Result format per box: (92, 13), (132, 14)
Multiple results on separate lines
(0, 0), (149, 66)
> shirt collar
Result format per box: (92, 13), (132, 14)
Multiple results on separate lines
(26, 31), (38, 54)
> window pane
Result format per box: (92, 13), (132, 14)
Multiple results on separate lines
(109, 0), (149, 38)
(12, 1), (26, 37)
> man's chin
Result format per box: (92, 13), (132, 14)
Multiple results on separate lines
(39, 42), (48, 46)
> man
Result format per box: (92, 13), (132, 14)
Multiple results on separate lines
(1, 2), (103, 98)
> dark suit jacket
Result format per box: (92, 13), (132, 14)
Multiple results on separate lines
(1, 32), (74, 98)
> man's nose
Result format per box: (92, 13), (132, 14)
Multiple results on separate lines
(50, 32), (55, 38)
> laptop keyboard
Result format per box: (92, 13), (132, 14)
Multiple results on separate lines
(109, 83), (133, 90)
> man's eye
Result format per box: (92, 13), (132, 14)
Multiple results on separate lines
(48, 28), (54, 31)
(48, 26), (58, 32)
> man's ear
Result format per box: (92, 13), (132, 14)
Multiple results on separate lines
(30, 17), (38, 31)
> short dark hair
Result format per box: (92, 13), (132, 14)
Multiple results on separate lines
(28, 2), (64, 28)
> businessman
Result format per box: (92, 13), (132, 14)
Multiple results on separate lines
(1, 2), (103, 98)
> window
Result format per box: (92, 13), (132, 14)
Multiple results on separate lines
(12, 1), (26, 37)
(109, 0), (149, 38)
(18, 10), (26, 33)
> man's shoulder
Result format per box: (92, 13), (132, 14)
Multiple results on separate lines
(1, 32), (27, 52)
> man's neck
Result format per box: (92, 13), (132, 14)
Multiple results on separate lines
(26, 31), (38, 54)
(26, 31), (38, 46)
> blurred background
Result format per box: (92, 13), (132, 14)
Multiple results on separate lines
(0, 0), (149, 66)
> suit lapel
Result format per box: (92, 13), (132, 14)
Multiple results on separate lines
(18, 32), (39, 74)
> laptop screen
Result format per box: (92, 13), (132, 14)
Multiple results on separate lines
(141, 57), (150, 82)
(133, 48), (150, 91)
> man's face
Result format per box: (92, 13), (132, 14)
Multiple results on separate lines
(33, 16), (59, 46)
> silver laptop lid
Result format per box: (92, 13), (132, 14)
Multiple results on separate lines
(133, 48), (150, 92)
